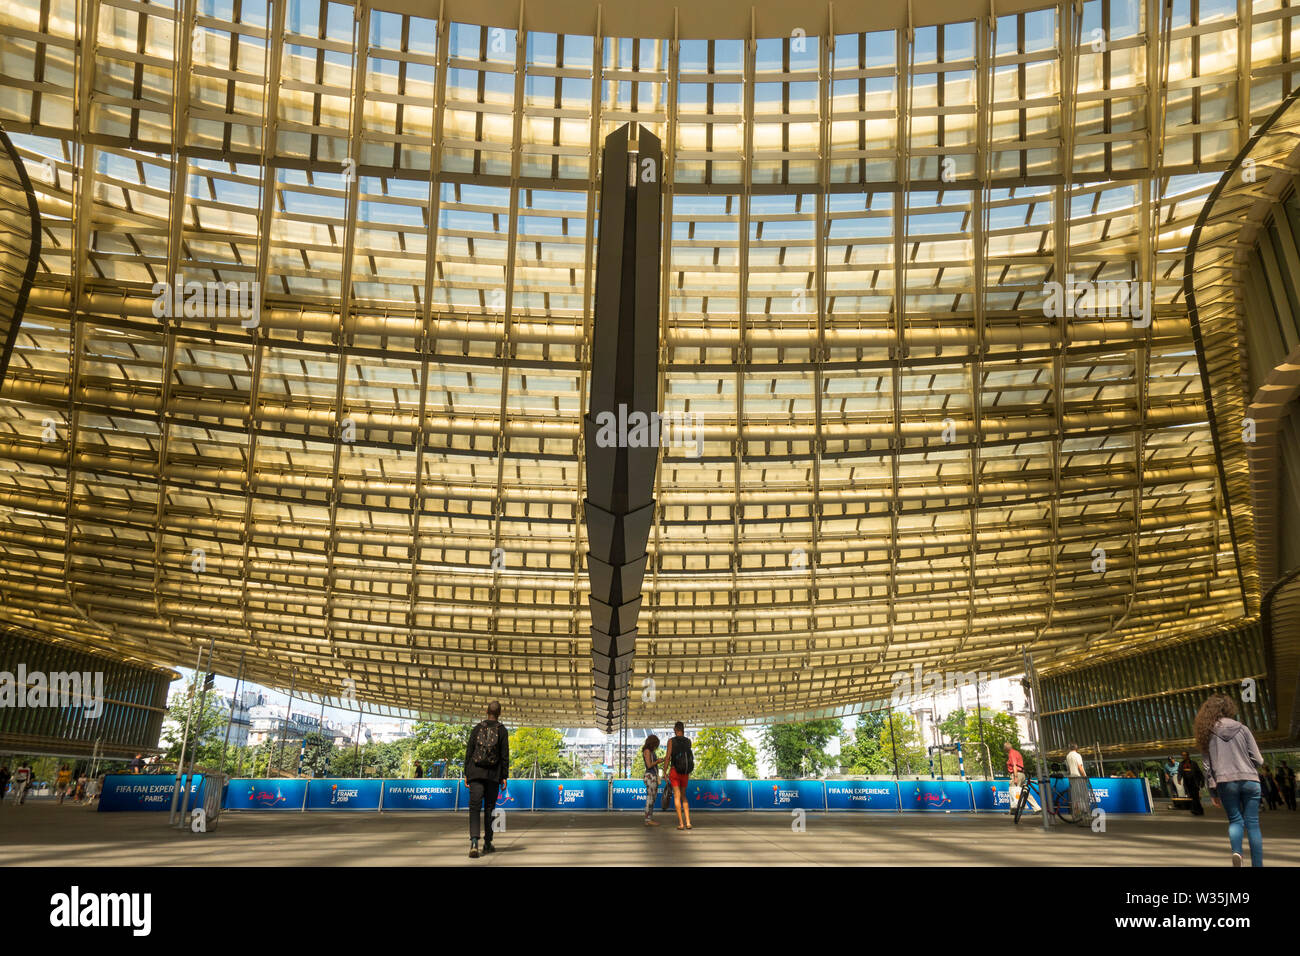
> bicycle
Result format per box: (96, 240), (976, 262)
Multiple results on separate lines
(1012, 773), (1097, 826)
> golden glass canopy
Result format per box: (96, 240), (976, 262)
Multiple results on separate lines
(0, 0), (1283, 725)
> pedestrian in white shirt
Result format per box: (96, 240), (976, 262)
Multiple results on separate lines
(1066, 743), (1090, 819)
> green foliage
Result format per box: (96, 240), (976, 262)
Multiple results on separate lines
(934, 708), (1021, 778)
(873, 711), (927, 776)
(247, 741), (293, 777)
(839, 712), (891, 774)
(294, 732), (334, 777)
(224, 744), (256, 776)
(410, 720), (472, 773)
(323, 740), (410, 777)
(694, 727), (758, 779)
(31, 755), (61, 785)
(760, 719), (842, 778)
(162, 680), (231, 767)
(508, 726), (568, 777)
(628, 746), (663, 778)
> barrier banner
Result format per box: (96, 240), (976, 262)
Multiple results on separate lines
(972, 777), (1150, 813)
(899, 779), (974, 812)
(971, 780), (1010, 812)
(534, 779), (610, 810)
(460, 778), (534, 811)
(825, 780), (900, 811)
(224, 778), (309, 811)
(98, 773), (203, 812)
(1087, 777), (1150, 813)
(751, 779), (825, 811)
(306, 778), (382, 811)
(684, 778), (749, 810)
(382, 779), (459, 810)
(612, 777), (662, 811)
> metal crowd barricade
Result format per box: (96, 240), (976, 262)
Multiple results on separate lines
(187, 773), (227, 831)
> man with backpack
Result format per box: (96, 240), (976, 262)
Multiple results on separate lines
(664, 721), (694, 831)
(464, 700), (510, 858)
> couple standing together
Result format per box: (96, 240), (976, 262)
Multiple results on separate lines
(641, 722), (694, 830)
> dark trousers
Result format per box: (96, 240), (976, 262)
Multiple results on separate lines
(1284, 786), (1297, 811)
(468, 779), (500, 843)
(1186, 783), (1204, 814)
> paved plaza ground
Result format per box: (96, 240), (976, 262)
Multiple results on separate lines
(5, 797), (1297, 866)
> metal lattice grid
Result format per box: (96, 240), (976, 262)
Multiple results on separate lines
(0, 0), (1290, 726)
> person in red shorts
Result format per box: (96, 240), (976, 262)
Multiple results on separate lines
(664, 721), (694, 831)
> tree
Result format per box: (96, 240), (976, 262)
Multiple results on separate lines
(324, 740), (410, 778)
(839, 711), (891, 774)
(875, 711), (927, 776)
(760, 719), (842, 777)
(694, 727), (758, 779)
(508, 727), (568, 777)
(161, 680), (230, 767)
(294, 731), (334, 777)
(328, 745), (362, 777)
(935, 708), (1021, 778)
(410, 720), (472, 774)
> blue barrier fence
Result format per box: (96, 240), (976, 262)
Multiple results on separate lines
(99, 775), (1152, 814)
(96, 773), (205, 811)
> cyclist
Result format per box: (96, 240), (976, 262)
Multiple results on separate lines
(1005, 741), (1040, 813)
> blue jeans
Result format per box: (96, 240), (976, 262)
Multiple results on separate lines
(1216, 780), (1262, 866)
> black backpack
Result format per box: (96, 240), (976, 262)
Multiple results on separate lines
(471, 721), (501, 770)
(672, 737), (694, 774)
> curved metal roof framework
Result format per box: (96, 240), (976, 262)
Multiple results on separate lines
(0, 0), (1291, 726)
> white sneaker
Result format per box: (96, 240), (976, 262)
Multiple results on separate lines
(1232, 852), (1242, 867)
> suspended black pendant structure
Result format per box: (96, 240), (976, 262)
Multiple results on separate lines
(584, 123), (662, 731)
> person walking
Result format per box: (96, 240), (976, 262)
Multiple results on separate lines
(1277, 761), (1297, 811)
(1065, 742), (1089, 819)
(1196, 694), (1264, 866)
(1164, 755), (1181, 799)
(11, 761), (32, 805)
(463, 700), (509, 859)
(1004, 741), (1040, 813)
(641, 734), (663, 826)
(1260, 765), (1281, 811)
(413, 761), (424, 779)
(54, 764), (71, 805)
(1178, 751), (1205, 815)
(664, 722), (694, 831)
(0, 765), (9, 801)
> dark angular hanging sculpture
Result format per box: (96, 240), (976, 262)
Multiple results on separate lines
(584, 123), (662, 731)
(0, 123), (42, 386)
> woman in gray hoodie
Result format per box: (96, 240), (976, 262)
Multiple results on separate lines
(1194, 694), (1264, 866)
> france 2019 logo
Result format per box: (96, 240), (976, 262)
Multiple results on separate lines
(771, 785), (800, 805)
(330, 784), (359, 805)
(556, 784), (583, 805)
